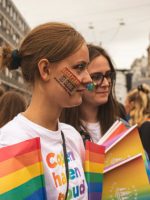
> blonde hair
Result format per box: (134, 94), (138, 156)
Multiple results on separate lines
(127, 83), (150, 126)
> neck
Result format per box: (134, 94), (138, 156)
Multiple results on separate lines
(23, 93), (61, 131)
(80, 103), (99, 123)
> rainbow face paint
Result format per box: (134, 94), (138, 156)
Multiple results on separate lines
(86, 82), (97, 91)
(55, 67), (81, 96)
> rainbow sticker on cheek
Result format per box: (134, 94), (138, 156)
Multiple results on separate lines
(86, 82), (97, 91)
(55, 67), (81, 96)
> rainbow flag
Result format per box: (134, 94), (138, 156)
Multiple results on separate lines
(98, 120), (129, 147)
(0, 138), (47, 200)
(103, 125), (150, 181)
(102, 154), (150, 200)
(84, 141), (105, 200)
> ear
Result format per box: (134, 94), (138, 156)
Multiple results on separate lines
(38, 59), (51, 81)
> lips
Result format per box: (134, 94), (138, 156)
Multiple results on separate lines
(96, 88), (110, 93)
(96, 91), (109, 94)
(77, 88), (86, 92)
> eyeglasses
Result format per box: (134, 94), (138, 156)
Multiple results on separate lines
(90, 71), (116, 86)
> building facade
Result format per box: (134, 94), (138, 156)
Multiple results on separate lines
(0, 0), (30, 96)
(115, 69), (132, 104)
(131, 44), (150, 88)
(116, 43), (150, 103)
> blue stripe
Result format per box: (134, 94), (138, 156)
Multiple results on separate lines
(25, 188), (47, 200)
(88, 182), (102, 193)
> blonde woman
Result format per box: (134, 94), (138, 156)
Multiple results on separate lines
(125, 83), (150, 126)
(125, 83), (150, 159)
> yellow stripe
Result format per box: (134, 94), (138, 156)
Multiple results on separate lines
(84, 161), (104, 173)
(0, 162), (43, 194)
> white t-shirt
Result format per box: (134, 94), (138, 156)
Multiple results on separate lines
(0, 114), (88, 200)
(82, 121), (101, 143)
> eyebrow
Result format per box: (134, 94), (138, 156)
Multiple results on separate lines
(90, 70), (111, 76)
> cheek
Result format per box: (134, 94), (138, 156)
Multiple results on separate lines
(61, 93), (83, 108)
(82, 90), (94, 99)
(82, 91), (99, 105)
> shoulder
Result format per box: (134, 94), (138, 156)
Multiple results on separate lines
(139, 121), (150, 140)
(59, 122), (85, 162)
(0, 115), (30, 147)
(60, 122), (79, 134)
(60, 122), (81, 139)
(140, 121), (150, 131)
(0, 117), (19, 133)
(59, 122), (84, 148)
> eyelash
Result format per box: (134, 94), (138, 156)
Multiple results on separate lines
(73, 63), (87, 72)
(92, 74), (101, 80)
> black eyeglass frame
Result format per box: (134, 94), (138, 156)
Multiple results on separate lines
(90, 71), (116, 86)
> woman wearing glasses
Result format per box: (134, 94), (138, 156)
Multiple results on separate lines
(60, 44), (123, 143)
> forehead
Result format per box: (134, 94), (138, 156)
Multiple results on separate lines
(87, 55), (111, 73)
(65, 43), (89, 64)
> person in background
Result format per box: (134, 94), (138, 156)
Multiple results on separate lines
(60, 44), (125, 143)
(124, 83), (150, 126)
(139, 120), (150, 159)
(0, 90), (26, 127)
(0, 22), (92, 199)
(125, 83), (150, 159)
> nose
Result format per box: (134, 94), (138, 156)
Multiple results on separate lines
(101, 77), (110, 86)
(82, 69), (92, 84)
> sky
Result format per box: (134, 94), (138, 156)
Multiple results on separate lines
(12, 0), (150, 69)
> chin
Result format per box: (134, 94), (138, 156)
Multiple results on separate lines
(64, 96), (82, 108)
(97, 97), (108, 105)
(72, 98), (82, 107)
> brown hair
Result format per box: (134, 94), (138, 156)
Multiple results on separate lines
(60, 44), (119, 136)
(0, 87), (5, 97)
(0, 22), (85, 84)
(0, 91), (26, 127)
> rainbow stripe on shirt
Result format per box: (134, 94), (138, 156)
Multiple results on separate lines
(0, 137), (46, 200)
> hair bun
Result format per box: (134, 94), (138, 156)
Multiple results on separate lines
(11, 49), (22, 70)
